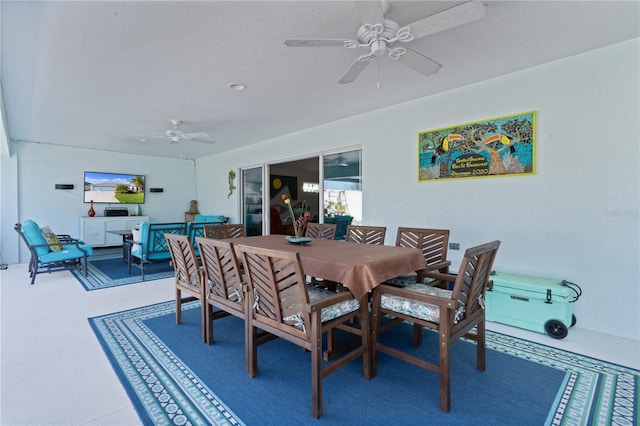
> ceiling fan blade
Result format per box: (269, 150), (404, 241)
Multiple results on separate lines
(408, 1), (487, 40)
(355, 0), (386, 25)
(397, 48), (442, 76)
(184, 132), (209, 139)
(284, 39), (349, 48)
(338, 54), (374, 84)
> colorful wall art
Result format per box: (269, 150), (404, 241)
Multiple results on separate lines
(418, 111), (536, 181)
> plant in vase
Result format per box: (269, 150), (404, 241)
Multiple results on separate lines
(282, 194), (309, 239)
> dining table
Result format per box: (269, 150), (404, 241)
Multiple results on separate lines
(228, 234), (426, 303)
(228, 234), (426, 377)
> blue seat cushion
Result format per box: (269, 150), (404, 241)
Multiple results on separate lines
(38, 244), (92, 264)
(22, 220), (49, 256)
(194, 214), (226, 223)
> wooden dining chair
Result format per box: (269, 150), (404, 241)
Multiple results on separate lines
(203, 224), (245, 239)
(165, 233), (206, 342)
(195, 237), (245, 345)
(385, 227), (451, 288)
(345, 225), (387, 245)
(197, 237), (276, 372)
(304, 223), (338, 289)
(304, 223), (337, 240)
(371, 240), (500, 413)
(235, 244), (371, 419)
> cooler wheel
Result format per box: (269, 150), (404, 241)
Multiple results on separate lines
(545, 319), (568, 339)
(571, 314), (577, 327)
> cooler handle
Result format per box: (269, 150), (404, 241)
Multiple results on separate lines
(561, 280), (582, 303)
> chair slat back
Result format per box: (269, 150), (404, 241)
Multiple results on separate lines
(196, 237), (244, 306)
(305, 223), (337, 240)
(144, 222), (186, 257)
(345, 225), (387, 245)
(165, 234), (200, 291)
(450, 240), (500, 325)
(204, 224), (245, 239)
(395, 227), (450, 268)
(236, 245), (310, 337)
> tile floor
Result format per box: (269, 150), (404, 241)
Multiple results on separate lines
(1, 260), (638, 425)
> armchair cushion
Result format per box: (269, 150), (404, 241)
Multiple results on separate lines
(131, 227), (141, 252)
(38, 244), (93, 264)
(194, 214), (227, 223)
(306, 286), (360, 324)
(41, 226), (62, 251)
(380, 283), (457, 324)
(22, 220), (50, 256)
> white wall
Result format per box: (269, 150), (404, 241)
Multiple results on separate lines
(195, 39), (640, 340)
(6, 142), (199, 262)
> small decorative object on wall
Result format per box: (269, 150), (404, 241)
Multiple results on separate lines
(227, 170), (236, 198)
(418, 111), (536, 181)
(184, 200), (199, 222)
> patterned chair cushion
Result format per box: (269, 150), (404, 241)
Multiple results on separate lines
(384, 273), (418, 287)
(380, 284), (461, 324)
(385, 273), (438, 288)
(282, 286), (360, 330)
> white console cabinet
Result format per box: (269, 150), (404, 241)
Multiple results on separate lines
(80, 216), (149, 247)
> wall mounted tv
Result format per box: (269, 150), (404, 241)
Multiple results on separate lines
(84, 171), (145, 204)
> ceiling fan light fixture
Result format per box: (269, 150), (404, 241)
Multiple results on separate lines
(228, 83), (246, 91)
(371, 39), (387, 56)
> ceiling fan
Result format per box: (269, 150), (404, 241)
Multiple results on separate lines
(283, 1), (487, 84)
(327, 154), (350, 167)
(140, 119), (215, 144)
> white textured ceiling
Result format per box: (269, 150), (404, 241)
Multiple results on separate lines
(2, 1), (639, 159)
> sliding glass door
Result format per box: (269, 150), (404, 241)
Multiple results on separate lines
(239, 148), (361, 237)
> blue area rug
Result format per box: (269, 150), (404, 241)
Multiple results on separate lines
(71, 254), (174, 291)
(89, 301), (639, 425)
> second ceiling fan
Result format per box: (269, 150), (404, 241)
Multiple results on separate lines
(152, 119), (215, 144)
(284, 1), (487, 84)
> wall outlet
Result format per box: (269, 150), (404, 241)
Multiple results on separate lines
(449, 242), (460, 250)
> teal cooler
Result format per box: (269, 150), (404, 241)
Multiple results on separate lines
(485, 272), (578, 339)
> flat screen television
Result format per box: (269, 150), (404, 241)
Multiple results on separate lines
(84, 171), (145, 204)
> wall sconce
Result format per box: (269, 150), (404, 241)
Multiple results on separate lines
(149, 188), (164, 193)
(55, 184), (74, 190)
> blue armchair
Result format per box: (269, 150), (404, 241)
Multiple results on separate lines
(15, 221), (93, 284)
(186, 215), (228, 254)
(323, 215), (353, 240)
(129, 222), (186, 280)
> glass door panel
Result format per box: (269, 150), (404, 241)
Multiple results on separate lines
(242, 166), (263, 236)
(323, 150), (362, 239)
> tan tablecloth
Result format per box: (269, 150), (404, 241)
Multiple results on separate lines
(230, 235), (426, 301)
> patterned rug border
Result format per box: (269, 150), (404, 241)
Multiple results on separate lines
(71, 254), (174, 291)
(89, 301), (639, 426)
